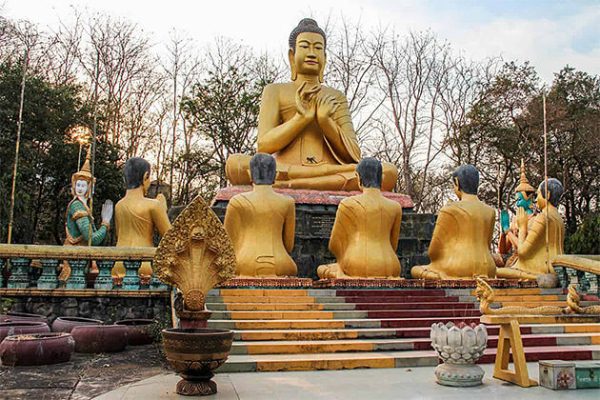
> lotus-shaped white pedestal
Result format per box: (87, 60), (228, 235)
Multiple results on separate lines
(430, 322), (488, 387)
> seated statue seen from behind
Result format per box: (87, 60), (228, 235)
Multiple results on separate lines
(225, 18), (398, 191)
(496, 178), (565, 280)
(411, 165), (496, 280)
(224, 153), (297, 277)
(317, 157), (403, 279)
(112, 158), (172, 278)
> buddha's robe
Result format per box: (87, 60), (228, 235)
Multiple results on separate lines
(113, 195), (171, 277)
(224, 187), (297, 277)
(226, 83), (397, 191)
(317, 191), (403, 278)
(411, 200), (496, 279)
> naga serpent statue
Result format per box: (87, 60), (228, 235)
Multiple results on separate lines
(566, 284), (600, 315)
(475, 277), (568, 315)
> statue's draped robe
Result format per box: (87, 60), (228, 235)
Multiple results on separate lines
(224, 190), (297, 277)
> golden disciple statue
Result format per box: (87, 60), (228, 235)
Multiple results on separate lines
(496, 178), (565, 280)
(411, 165), (496, 280)
(225, 18), (398, 191)
(317, 158), (403, 279)
(112, 158), (171, 278)
(59, 149), (113, 281)
(224, 153), (297, 277)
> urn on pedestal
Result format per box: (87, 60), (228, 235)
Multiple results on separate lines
(430, 321), (488, 387)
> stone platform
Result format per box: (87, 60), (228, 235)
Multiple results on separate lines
(212, 186), (434, 279)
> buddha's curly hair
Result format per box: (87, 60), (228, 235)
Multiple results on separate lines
(289, 18), (327, 50)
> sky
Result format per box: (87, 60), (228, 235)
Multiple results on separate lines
(2, 0), (599, 83)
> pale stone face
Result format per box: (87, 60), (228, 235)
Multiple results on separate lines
(294, 32), (325, 76)
(75, 179), (89, 197)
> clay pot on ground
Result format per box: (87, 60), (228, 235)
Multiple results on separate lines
(430, 321), (488, 387)
(0, 311), (48, 324)
(161, 328), (234, 396)
(0, 332), (75, 366)
(0, 321), (50, 343)
(114, 319), (156, 346)
(52, 317), (104, 333)
(71, 325), (128, 353)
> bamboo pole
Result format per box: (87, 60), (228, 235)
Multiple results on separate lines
(543, 93), (550, 272)
(7, 48), (30, 244)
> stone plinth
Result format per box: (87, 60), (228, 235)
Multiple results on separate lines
(212, 186), (432, 279)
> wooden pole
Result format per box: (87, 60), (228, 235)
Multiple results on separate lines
(543, 93), (550, 272)
(88, 50), (100, 246)
(7, 48), (30, 244)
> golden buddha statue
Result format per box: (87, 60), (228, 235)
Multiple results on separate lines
(224, 153), (297, 277)
(112, 158), (172, 278)
(496, 178), (565, 280)
(317, 158), (403, 279)
(225, 18), (398, 191)
(411, 165), (496, 280)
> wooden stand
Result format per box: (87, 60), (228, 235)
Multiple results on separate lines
(492, 319), (538, 387)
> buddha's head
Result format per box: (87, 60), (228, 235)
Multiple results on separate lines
(536, 178), (563, 210)
(357, 157), (383, 190)
(452, 164), (479, 200)
(288, 18), (326, 82)
(250, 153), (276, 185)
(124, 157), (151, 194)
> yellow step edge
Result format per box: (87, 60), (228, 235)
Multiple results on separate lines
(234, 321), (346, 330)
(226, 304), (324, 311)
(229, 311), (334, 320)
(219, 289), (308, 297)
(220, 296), (316, 304)
(239, 331), (359, 341)
(564, 325), (600, 333)
(256, 357), (395, 372)
(246, 342), (374, 355)
(492, 295), (560, 301)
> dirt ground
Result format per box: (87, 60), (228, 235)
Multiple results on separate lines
(0, 344), (168, 400)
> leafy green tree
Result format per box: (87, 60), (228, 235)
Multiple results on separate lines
(0, 62), (123, 244)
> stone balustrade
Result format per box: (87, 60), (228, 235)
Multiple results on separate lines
(0, 244), (167, 291)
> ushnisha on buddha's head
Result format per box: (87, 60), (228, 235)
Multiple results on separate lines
(536, 178), (563, 210)
(124, 157), (151, 194)
(452, 164), (479, 200)
(356, 157), (383, 190)
(288, 18), (327, 82)
(250, 153), (277, 185)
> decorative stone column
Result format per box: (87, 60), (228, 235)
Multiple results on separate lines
(37, 259), (59, 289)
(95, 260), (115, 290)
(66, 260), (88, 290)
(122, 260), (141, 290)
(7, 258), (31, 289)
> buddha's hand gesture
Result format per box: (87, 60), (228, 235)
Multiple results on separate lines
(101, 200), (114, 225)
(295, 81), (320, 120)
(316, 93), (340, 122)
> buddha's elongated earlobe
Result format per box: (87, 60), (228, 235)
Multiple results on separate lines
(288, 49), (297, 81)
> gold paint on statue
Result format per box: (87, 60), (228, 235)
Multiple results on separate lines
(153, 195), (236, 311)
(113, 168), (171, 278)
(225, 185), (297, 277)
(225, 20), (398, 191)
(567, 285), (600, 315)
(317, 187), (403, 279)
(411, 175), (496, 280)
(475, 278), (567, 315)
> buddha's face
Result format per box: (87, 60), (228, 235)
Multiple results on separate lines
(291, 32), (325, 77)
(75, 179), (89, 197)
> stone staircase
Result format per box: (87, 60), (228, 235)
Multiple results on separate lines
(207, 287), (600, 373)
